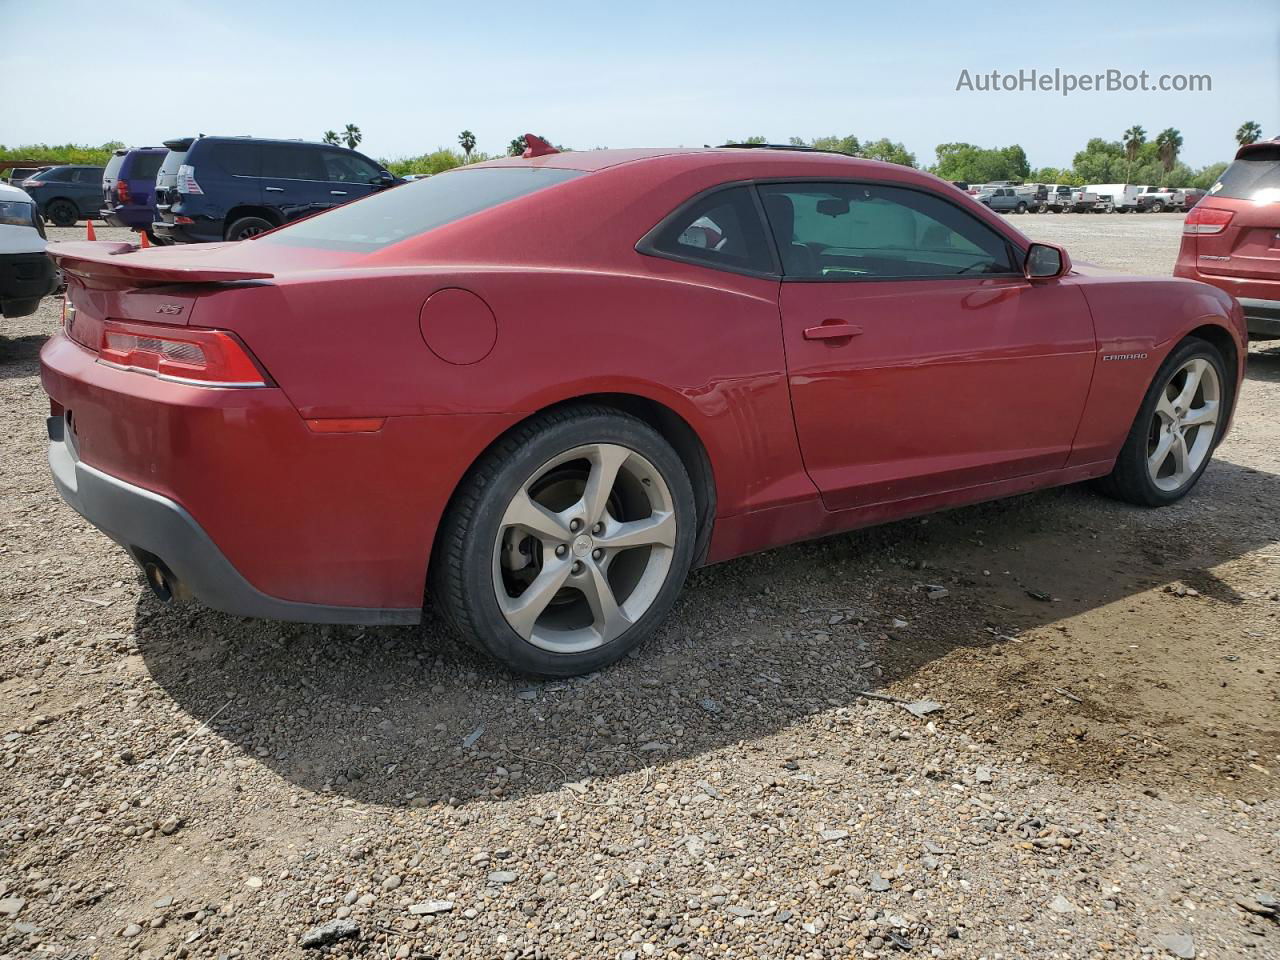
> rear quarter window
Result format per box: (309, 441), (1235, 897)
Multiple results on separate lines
(207, 142), (261, 177)
(259, 166), (584, 252)
(103, 155), (126, 179)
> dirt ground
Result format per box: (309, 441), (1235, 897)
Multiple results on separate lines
(1, 219), (1276, 960)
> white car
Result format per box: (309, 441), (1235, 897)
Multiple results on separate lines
(0, 181), (57, 319)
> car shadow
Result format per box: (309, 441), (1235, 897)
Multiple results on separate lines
(0, 333), (49, 380)
(1246, 343), (1280, 383)
(132, 454), (1280, 809)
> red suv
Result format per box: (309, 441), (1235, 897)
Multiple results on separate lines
(1175, 139), (1280, 339)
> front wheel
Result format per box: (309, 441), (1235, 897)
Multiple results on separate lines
(1035, 202), (1048, 213)
(1151, 201), (1164, 213)
(431, 407), (697, 676)
(1096, 338), (1230, 507)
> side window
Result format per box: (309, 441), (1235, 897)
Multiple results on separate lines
(643, 186), (774, 275)
(758, 182), (1018, 280)
(324, 151), (381, 183)
(210, 142), (261, 177)
(74, 168), (102, 184)
(261, 144), (325, 181)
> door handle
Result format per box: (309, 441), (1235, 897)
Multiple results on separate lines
(330, 190), (347, 196)
(264, 186), (284, 192)
(803, 322), (864, 341)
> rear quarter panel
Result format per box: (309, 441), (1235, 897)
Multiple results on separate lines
(203, 261), (813, 522)
(1067, 274), (1245, 465)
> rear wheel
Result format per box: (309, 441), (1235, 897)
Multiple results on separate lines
(1014, 202), (1027, 214)
(1151, 201), (1165, 213)
(46, 200), (78, 227)
(1096, 338), (1229, 507)
(1036, 202), (1048, 213)
(225, 216), (274, 241)
(431, 407), (697, 676)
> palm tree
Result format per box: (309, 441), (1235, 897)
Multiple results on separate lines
(342, 124), (363, 150)
(458, 130), (476, 162)
(1122, 125), (1146, 179)
(1236, 121), (1263, 147)
(322, 130), (340, 146)
(1155, 128), (1183, 174)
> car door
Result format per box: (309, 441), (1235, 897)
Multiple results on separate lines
(321, 150), (382, 208)
(260, 143), (329, 221)
(758, 180), (1095, 512)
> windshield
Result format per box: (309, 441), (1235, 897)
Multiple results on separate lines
(1212, 151), (1280, 202)
(259, 166), (585, 252)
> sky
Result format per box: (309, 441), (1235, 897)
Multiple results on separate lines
(2, 0), (1276, 171)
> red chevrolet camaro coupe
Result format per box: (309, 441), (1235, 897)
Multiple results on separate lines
(41, 141), (1246, 676)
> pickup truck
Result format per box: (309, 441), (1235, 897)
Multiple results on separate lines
(1135, 185), (1181, 213)
(976, 186), (1030, 214)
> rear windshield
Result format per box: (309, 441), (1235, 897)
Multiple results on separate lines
(1212, 151), (1280, 202)
(157, 150), (187, 181)
(128, 152), (166, 180)
(260, 166), (585, 252)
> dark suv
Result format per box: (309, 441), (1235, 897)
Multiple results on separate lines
(21, 165), (106, 227)
(153, 136), (399, 243)
(101, 147), (168, 238)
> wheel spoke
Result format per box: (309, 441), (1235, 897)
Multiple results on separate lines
(1148, 432), (1175, 476)
(580, 444), (630, 525)
(1172, 359), (1206, 410)
(597, 511), (676, 550)
(1181, 401), (1218, 428)
(501, 488), (570, 542)
(580, 561), (631, 642)
(499, 557), (573, 640)
(1170, 433), (1191, 480)
(1154, 391), (1178, 425)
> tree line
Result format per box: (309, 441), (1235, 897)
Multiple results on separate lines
(4, 120), (1265, 188)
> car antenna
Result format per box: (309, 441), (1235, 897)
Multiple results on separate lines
(521, 134), (559, 158)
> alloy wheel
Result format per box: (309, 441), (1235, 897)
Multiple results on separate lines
(492, 442), (676, 653)
(1147, 357), (1221, 492)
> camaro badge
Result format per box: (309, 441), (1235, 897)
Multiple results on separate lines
(1103, 353), (1148, 361)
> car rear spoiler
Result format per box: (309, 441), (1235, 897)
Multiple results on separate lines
(49, 241), (275, 289)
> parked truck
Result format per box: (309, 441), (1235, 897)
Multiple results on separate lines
(1085, 183), (1144, 213)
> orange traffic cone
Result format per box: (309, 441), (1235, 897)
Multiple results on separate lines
(85, 220), (96, 241)
(137, 230), (150, 248)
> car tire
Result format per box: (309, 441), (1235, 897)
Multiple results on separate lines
(431, 405), (698, 677)
(1151, 201), (1164, 213)
(46, 200), (78, 227)
(1095, 337), (1230, 507)
(1014, 202), (1027, 214)
(1035, 202), (1048, 213)
(225, 216), (274, 241)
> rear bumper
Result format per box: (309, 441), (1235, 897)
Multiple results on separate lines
(1238, 298), (1280, 338)
(47, 414), (418, 625)
(100, 205), (154, 231)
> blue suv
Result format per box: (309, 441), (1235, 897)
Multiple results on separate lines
(152, 136), (400, 243)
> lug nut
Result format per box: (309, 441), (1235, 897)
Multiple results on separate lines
(592, 522), (604, 534)
(555, 544), (568, 558)
(570, 518), (583, 533)
(571, 561), (584, 575)
(592, 548), (604, 561)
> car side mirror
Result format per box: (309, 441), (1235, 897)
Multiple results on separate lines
(370, 171), (396, 188)
(1024, 242), (1070, 280)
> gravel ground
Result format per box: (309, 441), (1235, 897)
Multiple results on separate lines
(1, 221), (1277, 960)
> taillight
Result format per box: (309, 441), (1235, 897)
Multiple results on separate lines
(97, 321), (270, 388)
(176, 164), (203, 195)
(116, 179), (131, 203)
(1184, 206), (1233, 235)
